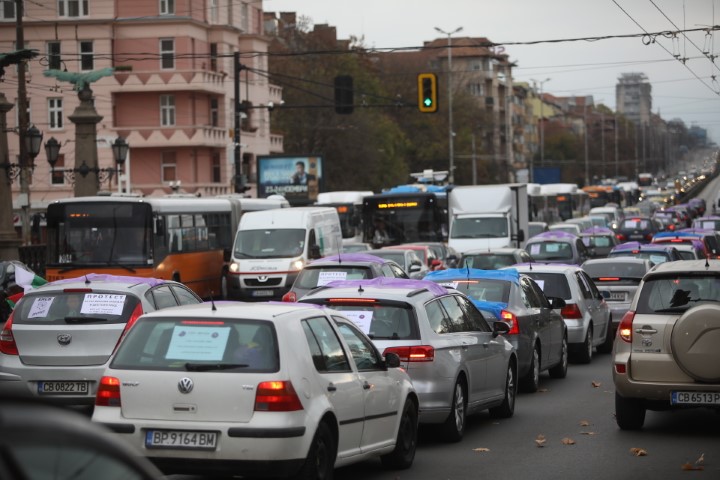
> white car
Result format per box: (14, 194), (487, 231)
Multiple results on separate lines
(512, 264), (613, 363)
(92, 302), (418, 478)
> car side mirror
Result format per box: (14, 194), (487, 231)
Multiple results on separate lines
(309, 244), (321, 260)
(492, 320), (510, 338)
(409, 262), (422, 273)
(446, 255), (458, 268)
(223, 247), (231, 262)
(547, 296), (566, 309)
(384, 352), (401, 369)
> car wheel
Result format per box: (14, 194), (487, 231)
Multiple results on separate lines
(293, 422), (336, 480)
(615, 392), (646, 430)
(548, 334), (568, 379)
(220, 270), (229, 300)
(489, 362), (516, 418)
(381, 399), (418, 469)
(597, 316), (614, 354)
(574, 325), (593, 364)
(441, 379), (466, 442)
(520, 345), (540, 393)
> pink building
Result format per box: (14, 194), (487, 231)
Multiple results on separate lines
(0, 0), (283, 213)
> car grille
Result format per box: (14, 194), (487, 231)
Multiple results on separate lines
(244, 278), (283, 287)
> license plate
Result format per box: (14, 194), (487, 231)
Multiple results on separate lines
(252, 290), (274, 297)
(608, 292), (626, 301)
(38, 381), (89, 395)
(671, 391), (720, 405)
(145, 430), (218, 450)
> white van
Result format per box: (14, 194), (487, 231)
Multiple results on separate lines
(227, 207), (342, 300)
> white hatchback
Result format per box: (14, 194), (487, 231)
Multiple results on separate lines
(92, 302), (418, 478)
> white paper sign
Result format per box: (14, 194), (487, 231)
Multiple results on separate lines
(535, 280), (545, 290)
(703, 221), (717, 230)
(80, 294), (126, 316)
(342, 310), (374, 334)
(317, 271), (347, 286)
(166, 326), (230, 361)
(530, 244), (541, 255)
(440, 281), (459, 290)
(28, 297), (55, 318)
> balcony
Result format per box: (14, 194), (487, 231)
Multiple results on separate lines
(117, 125), (230, 149)
(112, 69), (228, 95)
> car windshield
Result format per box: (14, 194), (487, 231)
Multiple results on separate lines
(461, 254), (516, 270)
(234, 229), (305, 258)
(315, 302), (418, 340)
(295, 266), (371, 289)
(637, 275), (720, 314)
(522, 272), (572, 300)
(527, 241), (574, 261)
(13, 292), (140, 325)
(111, 318), (278, 372)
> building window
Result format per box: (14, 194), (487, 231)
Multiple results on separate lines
(48, 98), (63, 130)
(209, 0), (218, 22)
(79, 41), (93, 70)
(212, 152), (221, 183)
(160, 38), (174, 69)
(161, 151), (176, 182)
(51, 154), (66, 185)
(47, 42), (61, 70)
(160, 95), (175, 126)
(160, 0), (174, 15)
(58, 0), (88, 17)
(210, 98), (218, 127)
(209, 43), (217, 71)
(468, 83), (484, 97)
(240, 2), (249, 32)
(0, 0), (15, 20)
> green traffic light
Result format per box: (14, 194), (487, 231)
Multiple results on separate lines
(424, 98), (433, 107)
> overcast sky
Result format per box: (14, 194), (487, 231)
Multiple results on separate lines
(265, 0), (720, 144)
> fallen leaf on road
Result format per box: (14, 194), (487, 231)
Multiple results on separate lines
(630, 448), (648, 457)
(696, 453), (705, 465)
(579, 420), (591, 426)
(580, 431), (597, 435)
(535, 434), (546, 447)
(561, 437), (576, 445)
(473, 447), (490, 453)
(681, 462), (704, 471)
(591, 381), (602, 388)
(538, 388), (549, 393)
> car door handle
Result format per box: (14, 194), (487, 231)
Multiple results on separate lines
(327, 383), (337, 392)
(362, 381), (371, 390)
(635, 327), (657, 335)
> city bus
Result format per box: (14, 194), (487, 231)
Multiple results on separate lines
(316, 191), (373, 244)
(44, 196), (281, 299)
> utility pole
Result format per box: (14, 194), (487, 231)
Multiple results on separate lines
(583, 103), (589, 186)
(614, 114), (619, 179)
(15, 0), (31, 245)
(435, 26), (462, 185)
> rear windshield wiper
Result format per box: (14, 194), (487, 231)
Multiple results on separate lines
(185, 363), (248, 371)
(65, 316), (108, 324)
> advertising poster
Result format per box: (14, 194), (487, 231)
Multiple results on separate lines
(257, 156), (323, 205)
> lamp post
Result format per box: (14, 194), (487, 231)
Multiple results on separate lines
(46, 136), (128, 187)
(435, 26), (462, 185)
(531, 78), (550, 167)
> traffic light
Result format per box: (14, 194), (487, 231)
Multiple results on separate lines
(334, 75), (354, 114)
(417, 73), (438, 113)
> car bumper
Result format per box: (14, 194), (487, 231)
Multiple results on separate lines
(403, 369), (455, 424)
(227, 273), (298, 301)
(564, 319), (587, 345)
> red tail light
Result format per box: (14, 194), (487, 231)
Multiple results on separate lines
(500, 310), (520, 335)
(618, 311), (635, 343)
(0, 313), (18, 355)
(598, 277), (620, 281)
(96, 376), (121, 407)
(281, 291), (297, 302)
(255, 381), (303, 411)
(112, 304), (143, 354)
(645, 233), (653, 241)
(616, 234), (626, 242)
(383, 345), (435, 362)
(561, 304), (583, 319)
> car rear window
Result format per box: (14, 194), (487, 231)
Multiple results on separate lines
(311, 300), (419, 340)
(621, 219), (651, 230)
(583, 262), (648, 279)
(462, 254), (516, 269)
(522, 272), (572, 299)
(13, 292), (141, 325)
(110, 318), (278, 372)
(295, 266), (371, 289)
(609, 251), (670, 264)
(433, 278), (510, 303)
(527, 242), (574, 261)
(636, 274), (720, 314)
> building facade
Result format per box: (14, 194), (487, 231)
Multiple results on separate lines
(616, 72), (652, 125)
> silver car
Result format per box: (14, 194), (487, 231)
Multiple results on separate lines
(301, 277), (517, 443)
(0, 274), (202, 406)
(613, 260), (720, 430)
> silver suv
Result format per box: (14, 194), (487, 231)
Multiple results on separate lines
(613, 259), (720, 430)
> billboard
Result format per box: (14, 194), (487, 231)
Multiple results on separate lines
(257, 155), (323, 205)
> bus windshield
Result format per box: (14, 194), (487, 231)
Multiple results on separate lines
(362, 194), (446, 246)
(234, 229), (306, 258)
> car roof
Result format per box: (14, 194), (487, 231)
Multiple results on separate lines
(527, 231), (578, 241)
(138, 301), (325, 320)
(425, 267), (521, 284)
(581, 227), (614, 235)
(32, 273), (168, 292)
(305, 276), (448, 298)
(583, 256), (652, 266)
(645, 259), (720, 276)
(309, 253), (389, 265)
(511, 263), (580, 273)
(461, 247), (525, 255)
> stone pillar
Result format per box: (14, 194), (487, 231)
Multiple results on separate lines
(68, 85), (103, 197)
(0, 92), (20, 260)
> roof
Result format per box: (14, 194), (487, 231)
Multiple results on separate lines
(140, 301), (324, 319)
(654, 231), (706, 240)
(582, 256), (653, 266)
(461, 247), (526, 255)
(581, 227), (614, 235)
(41, 273), (166, 288)
(425, 268), (521, 285)
(321, 276), (448, 297)
(647, 259), (720, 276)
(310, 253), (387, 265)
(526, 230), (578, 241)
(611, 242), (676, 252)
(511, 263), (580, 272)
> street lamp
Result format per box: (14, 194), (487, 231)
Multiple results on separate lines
(46, 136), (128, 186)
(1, 125), (42, 181)
(435, 26), (463, 185)
(531, 78), (550, 167)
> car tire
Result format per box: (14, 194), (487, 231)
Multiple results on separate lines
(381, 399), (418, 469)
(596, 316), (614, 354)
(615, 392), (646, 430)
(548, 334), (568, 379)
(220, 270), (229, 300)
(575, 325), (593, 364)
(441, 379), (466, 443)
(520, 345), (540, 393)
(489, 362), (516, 418)
(293, 421), (336, 480)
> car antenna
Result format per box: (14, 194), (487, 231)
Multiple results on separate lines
(706, 254), (710, 269)
(84, 275), (91, 285)
(358, 285), (364, 293)
(209, 292), (217, 311)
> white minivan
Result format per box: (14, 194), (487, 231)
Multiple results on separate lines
(227, 207), (342, 300)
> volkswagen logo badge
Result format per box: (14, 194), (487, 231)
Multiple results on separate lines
(57, 334), (72, 346)
(178, 377), (194, 394)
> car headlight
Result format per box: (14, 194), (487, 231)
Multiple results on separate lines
(229, 262), (240, 273)
(292, 259), (305, 271)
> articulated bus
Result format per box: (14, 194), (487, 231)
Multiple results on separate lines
(362, 188), (448, 247)
(44, 196), (284, 299)
(316, 191), (373, 244)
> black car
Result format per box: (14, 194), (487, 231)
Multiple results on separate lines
(614, 217), (660, 244)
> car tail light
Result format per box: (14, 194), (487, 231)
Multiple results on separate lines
(112, 304), (144, 354)
(500, 310), (519, 335)
(645, 233), (653, 241)
(615, 363), (627, 374)
(96, 376), (121, 407)
(561, 304), (583, 319)
(618, 311), (635, 343)
(616, 233), (626, 242)
(383, 345), (435, 362)
(598, 277), (620, 282)
(282, 291), (297, 302)
(255, 381), (303, 411)
(0, 313), (18, 355)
